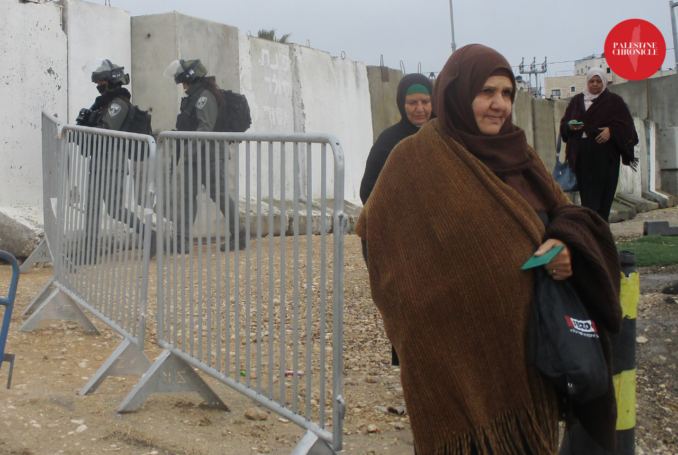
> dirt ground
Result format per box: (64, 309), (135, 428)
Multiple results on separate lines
(0, 209), (676, 455)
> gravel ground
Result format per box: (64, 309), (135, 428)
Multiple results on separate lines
(610, 206), (678, 241)
(0, 211), (677, 454)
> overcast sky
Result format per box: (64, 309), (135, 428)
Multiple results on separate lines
(90, 0), (675, 81)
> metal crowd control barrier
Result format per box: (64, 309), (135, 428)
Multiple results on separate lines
(20, 125), (157, 397)
(21, 112), (62, 320)
(0, 250), (20, 389)
(119, 132), (346, 454)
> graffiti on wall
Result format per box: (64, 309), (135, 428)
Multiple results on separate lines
(257, 48), (292, 128)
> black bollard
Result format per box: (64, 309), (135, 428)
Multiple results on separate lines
(559, 251), (638, 455)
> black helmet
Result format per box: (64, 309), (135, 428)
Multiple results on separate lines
(83, 58), (130, 85)
(164, 59), (208, 84)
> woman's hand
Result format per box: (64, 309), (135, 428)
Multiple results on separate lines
(534, 239), (572, 281)
(568, 120), (584, 131)
(596, 127), (611, 144)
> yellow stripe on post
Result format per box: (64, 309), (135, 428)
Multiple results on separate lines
(613, 368), (636, 430)
(615, 272), (638, 432)
(619, 272), (639, 319)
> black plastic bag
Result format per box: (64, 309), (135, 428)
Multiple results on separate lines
(529, 267), (608, 403)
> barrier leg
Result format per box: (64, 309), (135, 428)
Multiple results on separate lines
(291, 430), (337, 455)
(80, 338), (151, 395)
(118, 350), (228, 413)
(1, 353), (15, 389)
(19, 240), (52, 274)
(22, 277), (55, 317)
(19, 288), (100, 335)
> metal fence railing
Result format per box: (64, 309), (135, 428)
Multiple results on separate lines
(21, 112), (63, 316)
(20, 125), (157, 397)
(119, 132), (346, 453)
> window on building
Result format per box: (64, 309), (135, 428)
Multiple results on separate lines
(571, 86), (576, 93)
(551, 89), (561, 98)
(606, 67), (611, 73)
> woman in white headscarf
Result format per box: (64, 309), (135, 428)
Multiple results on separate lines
(559, 68), (638, 221)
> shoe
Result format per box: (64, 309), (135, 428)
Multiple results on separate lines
(147, 231), (157, 259)
(220, 231), (248, 251)
(169, 238), (191, 254)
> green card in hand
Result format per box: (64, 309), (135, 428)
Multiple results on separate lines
(521, 244), (565, 270)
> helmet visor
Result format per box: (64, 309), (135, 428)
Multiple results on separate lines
(83, 58), (125, 83)
(164, 60), (184, 81)
(83, 58), (113, 74)
(84, 58), (113, 81)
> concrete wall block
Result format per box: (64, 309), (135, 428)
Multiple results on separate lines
(608, 79), (648, 120)
(618, 117), (645, 196)
(366, 66), (403, 144)
(287, 210), (332, 236)
(237, 35), (297, 205)
(532, 98), (557, 172)
(240, 199), (287, 238)
(0, 207), (44, 258)
(0, 0), (67, 209)
(642, 191), (669, 209)
(131, 13), (182, 134)
(661, 170), (678, 197)
(176, 14), (240, 94)
(246, 37), (295, 134)
(644, 120), (661, 192)
(611, 200), (635, 221)
(654, 189), (678, 207)
(553, 99), (569, 144)
(295, 46), (373, 205)
(658, 127), (678, 170)
(131, 12), (240, 135)
(648, 75), (678, 127)
(513, 91), (534, 148)
(65, 0), (131, 124)
(193, 197), (289, 240)
(616, 193), (658, 213)
(639, 119), (653, 193)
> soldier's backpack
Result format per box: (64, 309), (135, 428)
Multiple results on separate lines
(214, 90), (252, 133)
(120, 104), (153, 161)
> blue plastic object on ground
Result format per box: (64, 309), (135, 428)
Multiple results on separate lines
(0, 250), (19, 388)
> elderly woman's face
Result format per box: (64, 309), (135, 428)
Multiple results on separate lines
(404, 93), (433, 127)
(472, 75), (513, 135)
(588, 76), (604, 95)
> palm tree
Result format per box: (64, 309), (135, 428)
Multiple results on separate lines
(257, 29), (292, 44)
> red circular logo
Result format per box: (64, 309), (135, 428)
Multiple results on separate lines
(604, 19), (666, 81)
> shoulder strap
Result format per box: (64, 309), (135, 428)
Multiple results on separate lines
(181, 87), (207, 114)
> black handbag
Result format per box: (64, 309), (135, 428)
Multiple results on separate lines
(529, 268), (608, 403)
(552, 135), (579, 192)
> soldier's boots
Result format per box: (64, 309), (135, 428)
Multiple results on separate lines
(220, 230), (248, 252)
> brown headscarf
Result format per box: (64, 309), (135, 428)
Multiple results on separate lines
(433, 44), (558, 212)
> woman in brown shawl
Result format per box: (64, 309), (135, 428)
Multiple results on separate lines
(355, 44), (622, 454)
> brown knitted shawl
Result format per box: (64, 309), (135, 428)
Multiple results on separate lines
(356, 120), (568, 454)
(357, 119), (623, 453)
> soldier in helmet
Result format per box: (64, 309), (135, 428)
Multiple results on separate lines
(76, 58), (155, 263)
(164, 59), (246, 253)
(78, 58), (132, 130)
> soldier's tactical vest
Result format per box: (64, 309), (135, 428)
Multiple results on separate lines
(176, 88), (205, 132)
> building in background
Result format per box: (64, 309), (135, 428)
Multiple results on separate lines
(545, 53), (676, 100)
